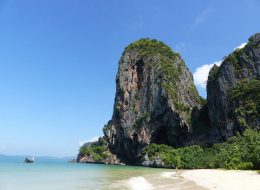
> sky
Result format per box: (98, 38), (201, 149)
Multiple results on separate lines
(0, 0), (259, 157)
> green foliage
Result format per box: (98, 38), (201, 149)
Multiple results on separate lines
(198, 129), (260, 169)
(79, 138), (109, 161)
(161, 83), (177, 100)
(122, 39), (183, 101)
(226, 50), (239, 64)
(160, 59), (181, 81)
(229, 79), (260, 101)
(175, 102), (190, 112)
(207, 129), (260, 169)
(80, 146), (92, 155)
(177, 145), (205, 169)
(124, 38), (180, 60)
(141, 129), (260, 169)
(160, 61), (199, 113)
(229, 79), (260, 128)
(142, 144), (181, 167)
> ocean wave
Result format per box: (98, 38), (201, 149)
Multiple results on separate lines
(127, 176), (154, 190)
(161, 172), (178, 178)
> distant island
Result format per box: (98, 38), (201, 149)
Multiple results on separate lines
(77, 33), (260, 170)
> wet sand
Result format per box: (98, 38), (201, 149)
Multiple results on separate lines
(111, 169), (260, 190)
(110, 170), (207, 190)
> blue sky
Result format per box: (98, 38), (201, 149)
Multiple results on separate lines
(0, 0), (259, 157)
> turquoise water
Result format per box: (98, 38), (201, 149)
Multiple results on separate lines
(0, 158), (205, 190)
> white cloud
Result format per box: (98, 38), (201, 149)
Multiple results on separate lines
(78, 136), (100, 147)
(233, 42), (247, 50)
(193, 60), (222, 89)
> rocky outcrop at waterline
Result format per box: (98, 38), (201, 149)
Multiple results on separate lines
(77, 137), (123, 165)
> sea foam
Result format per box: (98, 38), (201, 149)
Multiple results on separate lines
(161, 172), (177, 178)
(128, 177), (154, 190)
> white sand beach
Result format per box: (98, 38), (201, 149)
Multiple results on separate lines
(115, 169), (260, 190)
(181, 169), (260, 190)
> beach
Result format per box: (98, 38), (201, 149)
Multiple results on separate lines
(0, 159), (204, 190)
(1, 158), (259, 190)
(124, 169), (260, 190)
(111, 171), (207, 190)
(180, 169), (260, 190)
(111, 168), (260, 190)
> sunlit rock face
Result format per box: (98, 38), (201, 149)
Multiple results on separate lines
(103, 39), (201, 164)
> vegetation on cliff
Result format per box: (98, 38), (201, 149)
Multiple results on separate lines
(207, 33), (260, 143)
(209, 33), (259, 82)
(101, 38), (203, 164)
(123, 38), (201, 112)
(79, 33), (260, 169)
(229, 79), (260, 128)
(123, 38), (180, 60)
(141, 129), (260, 169)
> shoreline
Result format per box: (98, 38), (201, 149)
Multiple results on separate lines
(180, 169), (260, 190)
(74, 163), (260, 190)
(124, 168), (260, 190)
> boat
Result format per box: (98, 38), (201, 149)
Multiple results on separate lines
(24, 156), (35, 163)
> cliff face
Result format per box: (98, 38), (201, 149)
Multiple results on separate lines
(103, 39), (201, 164)
(207, 33), (260, 142)
(78, 34), (260, 166)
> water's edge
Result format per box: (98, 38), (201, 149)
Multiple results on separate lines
(0, 160), (206, 190)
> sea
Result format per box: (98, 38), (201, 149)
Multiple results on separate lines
(0, 156), (206, 190)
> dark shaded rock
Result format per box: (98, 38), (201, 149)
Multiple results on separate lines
(77, 153), (122, 165)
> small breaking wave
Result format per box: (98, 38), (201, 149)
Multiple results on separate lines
(161, 172), (179, 178)
(127, 176), (154, 190)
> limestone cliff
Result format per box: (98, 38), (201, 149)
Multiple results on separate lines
(207, 33), (260, 142)
(78, 34), (260, 166)
(103, 39), (201, 164)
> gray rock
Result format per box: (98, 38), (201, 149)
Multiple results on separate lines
(207, 33), (260, 142)
(104, 39), (201, 164)
(78, 34), (260, 167)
